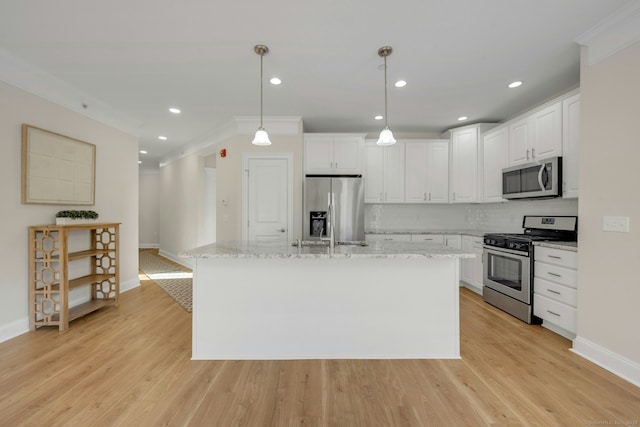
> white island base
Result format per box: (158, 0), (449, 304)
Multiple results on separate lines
(190, 253), (461, 360)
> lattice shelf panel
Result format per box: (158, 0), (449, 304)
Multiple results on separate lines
(29, 223), (120, 332)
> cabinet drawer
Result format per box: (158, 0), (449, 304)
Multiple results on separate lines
(365, 234), (412, 242)
(534, 278), (577, 307)
(411, 234), (445, 245)
(535, 246), (577, 269)
(534, 261), (577, 288)
(534, 293), (576, 333)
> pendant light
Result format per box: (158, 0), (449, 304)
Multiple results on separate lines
(376, 46), (396, 146)
(252, 44), (272, 146)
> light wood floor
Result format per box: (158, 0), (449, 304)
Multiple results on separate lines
(1, 264), (638, 426)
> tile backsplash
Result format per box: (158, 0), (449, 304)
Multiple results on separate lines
(365, 198), (578, 233)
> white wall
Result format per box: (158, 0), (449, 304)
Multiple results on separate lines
(139, 171), (160, 248)
(0, 81), (139, 342)
(158, 154), (204, 266)
(574, 40), (640, 382)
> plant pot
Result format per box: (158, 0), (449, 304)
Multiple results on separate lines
(55, 218), (98, 225)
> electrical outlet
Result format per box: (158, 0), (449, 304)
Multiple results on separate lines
(603, 216), (630, 232)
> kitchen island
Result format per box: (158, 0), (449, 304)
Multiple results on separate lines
(181, 241), (474, 360)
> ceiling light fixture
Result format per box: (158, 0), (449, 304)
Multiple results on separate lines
(508, 81), (523, 88)
(169, 107), (181, 114)
(458, 116), (468, 121)
(376, 46), (396, 146)
(395, 80), (407, 88)
(252, 44), (272, 146)
(158, 136), (167, 141)
(374, 115), (383, 120)
(269, 77), (282, 85)
(139, 150), (148, 154)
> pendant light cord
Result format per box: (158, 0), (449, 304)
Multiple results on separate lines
(384, 54), (388, 129)
(260, 52), (264, 129)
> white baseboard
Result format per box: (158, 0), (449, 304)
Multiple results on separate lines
(120, 277), (141, 293)
(159, 249), (193, 269)
(542, 321), (575, 341)
(0, 277), (141, 344)
(139, 243), (159, 249)
(0, 317), (30, 344)
(572, 336), (640, 387)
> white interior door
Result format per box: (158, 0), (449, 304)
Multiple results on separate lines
(246, 157), (290, 242)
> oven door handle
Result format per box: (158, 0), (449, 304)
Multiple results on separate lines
(483, 246), (530, 258)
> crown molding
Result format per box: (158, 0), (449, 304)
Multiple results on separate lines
(575, 1), (640, 66)
(0, 48), (142, 136)
(234, 116), (303, 135)
(158, 116), (304, 168)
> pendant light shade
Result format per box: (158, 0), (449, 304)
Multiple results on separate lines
(376, 46), (396, 146)
(252, 44), (272, 146)
(252, 128), (271, 146)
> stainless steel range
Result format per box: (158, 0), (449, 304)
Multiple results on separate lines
(483, 215), (578, 324)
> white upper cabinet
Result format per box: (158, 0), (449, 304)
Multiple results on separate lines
(509, 102), (562, 166)
(508, 117), (531, 165)
(483, 127), (509, 203)
(405, 140), (449, 203)
(562, 93), (580, 198)
(364, 141), (405, 203)
(450, 126), (479, 203)
(304, 134), (364, 174)
(531, 102), (563, 160)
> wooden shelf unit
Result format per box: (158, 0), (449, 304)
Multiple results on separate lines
(28, 223), (120, 332)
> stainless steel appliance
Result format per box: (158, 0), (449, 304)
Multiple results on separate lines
(483, 215), (577, 323)
(303, 175), (365, 243)
(502, 156), (562, 199)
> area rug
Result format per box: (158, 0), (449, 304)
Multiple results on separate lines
(139, 251), (192, 313)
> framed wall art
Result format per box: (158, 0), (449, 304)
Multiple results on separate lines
(22, 124), (96, 205)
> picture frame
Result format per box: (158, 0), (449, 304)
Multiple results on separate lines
(21, 124), (96, 205)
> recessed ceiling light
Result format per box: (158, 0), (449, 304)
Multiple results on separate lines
(374, 115), (383, 120)
(138, 161), (142, 164)
(139, 150), (147, 154)
(508, 81), (523, 88)
(269, 77), (282, 85)
(458, 116), (468, 121)
(395, 80), (407, 88)
(169, 107), (181, 114)
(158, 136), (167, 141)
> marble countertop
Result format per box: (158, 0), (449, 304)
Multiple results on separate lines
(181, 240), (476, 260)
(366, 229), (493, 238)
(534, 241), (578, 252)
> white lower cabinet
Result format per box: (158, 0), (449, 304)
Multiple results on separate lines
(411, 234), (445, 246)
(444, 234), (462, 249)
(533, 245), (578, 339)
(460, 235), (483, 294)
(365, 234), (412, 242)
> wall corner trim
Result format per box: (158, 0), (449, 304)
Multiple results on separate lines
(571, 336), (640, 387)
(575, 2), (640, 66)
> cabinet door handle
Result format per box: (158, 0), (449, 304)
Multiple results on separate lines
(548, 255), (562, 260)
(335, 162), (338, 168)
(532, 147), (536, 158)
(429, 192), (431, 201)
(547, 272), (562, 278)
(546, 310), (561, 317)
(385, 192), (387, 201)
(547, 289), (561, 295)
(453, 192), (456, 201)
(526, 149), (530, 160)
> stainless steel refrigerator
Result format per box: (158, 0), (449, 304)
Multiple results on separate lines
(303, 175), (365, 243)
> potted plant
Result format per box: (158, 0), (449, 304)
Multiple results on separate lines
(55, 210), (99, 225)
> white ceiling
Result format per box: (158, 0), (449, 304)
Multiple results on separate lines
(0, 0), (633, 169)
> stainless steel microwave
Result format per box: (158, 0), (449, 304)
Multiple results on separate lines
(502, 157), (562, 200)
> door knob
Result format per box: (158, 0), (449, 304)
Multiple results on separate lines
(277, 228), (286, 232)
